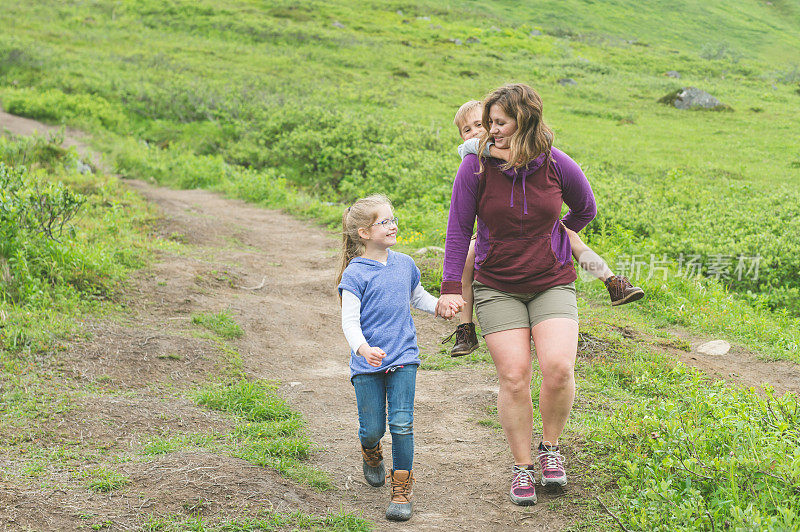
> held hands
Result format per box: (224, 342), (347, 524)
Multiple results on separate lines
(357, 344), (386, 367)
(436, 294), (466, 320)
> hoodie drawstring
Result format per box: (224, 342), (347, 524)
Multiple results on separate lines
(522, 174), (528, 215)
(509, 172), (528, 215)
(510, 175), (516, 208)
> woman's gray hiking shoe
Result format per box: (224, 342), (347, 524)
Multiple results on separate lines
(361, 443), (385, 487)
(538, 442), (567, 488)
(509, 465), (537, 505)
(386, 469), (414, 521)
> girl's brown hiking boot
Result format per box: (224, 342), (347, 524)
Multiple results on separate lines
(605, 275), (644, 306)
(361, 443), (385, 487)
(386, 469), (414, 521)
(442, 322), (479, 357)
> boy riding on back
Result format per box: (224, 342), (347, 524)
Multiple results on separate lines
(444, 100), (644, 357)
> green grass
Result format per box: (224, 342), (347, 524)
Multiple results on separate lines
(1, 0), (798, 323)
(193, 379), (331, 489)
(191, 311), (244, 339)
(79, 466), (131, 492)
(141, 509), (372, 532)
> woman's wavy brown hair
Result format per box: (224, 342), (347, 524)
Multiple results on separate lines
(478, 83), (554, 170)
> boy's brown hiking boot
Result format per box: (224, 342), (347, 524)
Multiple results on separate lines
(605, 275), (644, 306)
(386, 469), (414, 521)
(442, 322), (479, 357)
(361, 443), (385, 487)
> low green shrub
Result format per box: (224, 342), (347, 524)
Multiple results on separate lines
(3, 88), (127, 130)
(590, 364), (800, 530)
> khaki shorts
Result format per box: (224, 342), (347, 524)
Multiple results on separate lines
(473, 281), (578, 336)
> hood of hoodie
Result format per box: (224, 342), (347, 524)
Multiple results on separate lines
(349, 250), (394, 268)
(490, 151), (550, 216)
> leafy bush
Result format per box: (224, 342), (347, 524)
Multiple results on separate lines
(592, 365), (800, 530)
(0, 162), (89, 304)
(2, 88), (127, 130)
(0, 134), (145, 313)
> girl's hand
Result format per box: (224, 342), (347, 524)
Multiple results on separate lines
(437, 294), (465, 319)
(358, 345), (386, 367)
(439, 301), (461, 320)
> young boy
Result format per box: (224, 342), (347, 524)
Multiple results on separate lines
(444, 100), (644, 357)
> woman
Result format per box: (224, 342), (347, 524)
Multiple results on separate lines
(436, 83), (596, 505)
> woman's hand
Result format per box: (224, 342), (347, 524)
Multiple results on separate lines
(437, 294), (465, 319)
(357, 344), (386, 367)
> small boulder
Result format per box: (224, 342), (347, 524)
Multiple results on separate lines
(417, 16), (431, 21)
(529, 29), (542, 36)
(466, 37), (480, 44)
(416, 246), (445, 255)
(665, 70), (681, 78)
(658, 87), (732, 111)
(396, 10), (403, 16)
(449, 38), (463, 46)
(332, 21), (345, 28)
(558, 78), (577, 86)
(696, 340), (731, 356)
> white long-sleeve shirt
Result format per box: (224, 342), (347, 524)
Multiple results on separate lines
(341, 283), (437, 355)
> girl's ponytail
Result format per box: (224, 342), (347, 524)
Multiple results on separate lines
(335, 194), (393, 303)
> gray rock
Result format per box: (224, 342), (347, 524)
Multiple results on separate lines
(429, 24), (443, 30)
(396, 10), (403, 16)
(77, 161), (92, 174)
(558, 78), (577, 86)
(449, 38), (462, 46)
(696, 340), (731, 356)
(415, 246), (445, 255)
(490, 26), (502, 32)
(466, 37), (480, 44)
(332, 21), (345, 28)
(417, 16), (430, 21)
(529, 29), (542, 36)
(666, 70), (681, 78)
(658, 87), (732, 111)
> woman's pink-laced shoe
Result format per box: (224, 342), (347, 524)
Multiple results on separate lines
(538, 441), (567, 488)
(509, 465), (537, 505)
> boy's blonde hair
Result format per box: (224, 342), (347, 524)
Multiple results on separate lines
(335, 194), (393, 301)
(453, 100), (482, 129)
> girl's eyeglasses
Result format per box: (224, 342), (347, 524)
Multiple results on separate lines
(370, 217), (399, 228)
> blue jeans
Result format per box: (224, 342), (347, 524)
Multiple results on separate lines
(351, 364), (417, 471)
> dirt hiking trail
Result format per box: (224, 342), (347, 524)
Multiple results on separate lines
(1, 110), (797, 530)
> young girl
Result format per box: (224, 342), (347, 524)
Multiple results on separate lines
(336, 194), (455, 521)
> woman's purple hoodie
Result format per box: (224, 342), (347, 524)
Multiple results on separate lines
(441, 148), (596, 295)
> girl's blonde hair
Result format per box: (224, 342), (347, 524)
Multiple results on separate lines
(478, 83), (554, 171)
(335, 194), (393, 300)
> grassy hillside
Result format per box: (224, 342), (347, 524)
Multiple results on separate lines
(0, 4), (799, 297)
(3, 0), (800, 354)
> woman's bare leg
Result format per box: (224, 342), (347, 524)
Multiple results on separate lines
(484, 328), (535, 465)
(565, 227), (613, 282)
(460, 240), (477, 324)
(531, 318), (578, 444)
